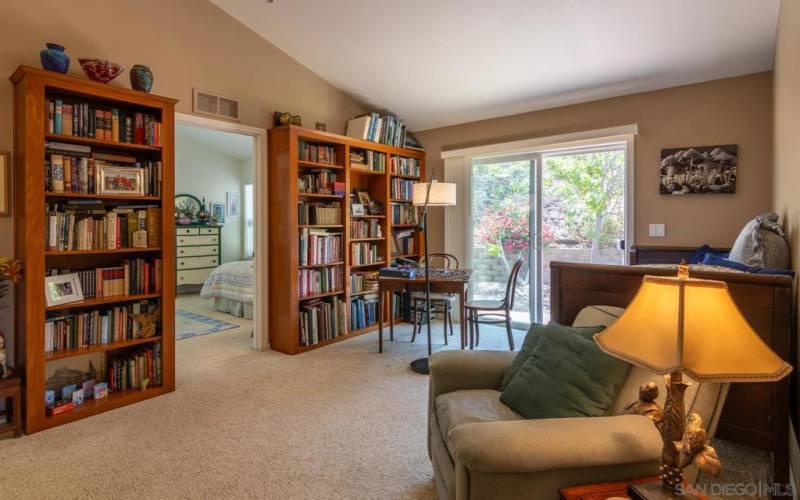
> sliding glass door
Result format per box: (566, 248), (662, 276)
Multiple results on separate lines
(470, 143), (628, 326)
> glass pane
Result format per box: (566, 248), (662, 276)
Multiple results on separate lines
(471, 159), (531, 325)
(540, 149), (626, 322)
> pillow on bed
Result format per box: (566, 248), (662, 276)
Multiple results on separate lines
(702, 254), (795, 276)
(728, 213), (790, 269)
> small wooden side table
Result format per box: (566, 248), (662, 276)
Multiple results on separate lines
(560, 477), (708, 500)
(0, 375), (23, 439)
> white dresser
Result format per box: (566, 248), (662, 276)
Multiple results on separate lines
(176, 225), (222, 286)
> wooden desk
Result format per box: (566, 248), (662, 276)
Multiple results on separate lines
(0, 376), (22, 439)
(378, 269), (472, 353)
(559, 477), (708, 500)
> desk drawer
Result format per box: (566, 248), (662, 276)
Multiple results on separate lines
(177, 245), (219, 257)
(177, 268), (213, 286)
(177, 235), (218, 246)
(176, 227), (200, 236)
(199, 227), (220, 235)
(177, 256), (219, 269)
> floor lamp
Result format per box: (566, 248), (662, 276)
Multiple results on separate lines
(410, 174), (456, 375)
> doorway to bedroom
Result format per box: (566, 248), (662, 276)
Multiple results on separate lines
(174, 116), (262, 349)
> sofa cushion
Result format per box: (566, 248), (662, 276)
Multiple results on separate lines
(435, 389), (523, 458)
(500, 327), (632, 419)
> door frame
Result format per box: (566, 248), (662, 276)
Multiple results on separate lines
(175, 112), (269, 351)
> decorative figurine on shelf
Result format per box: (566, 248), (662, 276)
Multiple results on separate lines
(273, 111), (302, 127)
(40, 43), (70, 74)
(133, 306), (160, 338)
(78, 58), (123, 83)
(130, 64), (153, 93)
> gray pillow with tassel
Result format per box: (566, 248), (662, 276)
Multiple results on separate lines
(728, 213), (789, 269)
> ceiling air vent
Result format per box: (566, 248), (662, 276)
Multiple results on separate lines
(193, 88), (240, 121)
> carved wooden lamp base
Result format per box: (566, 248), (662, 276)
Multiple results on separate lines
(628, 479), (708, 500)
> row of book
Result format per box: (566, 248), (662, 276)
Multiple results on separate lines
(351, 242), (381, 266)
(391, 202), (417, 225)
(350, 271), (378, 295)
(44, 300), (159, 353)
(47, 99), (163, 146)
(298, 202), (341, 225)
(345, 113), (412, 148)
(298, 169), (339, 195)
(390, 156), (421, 177)
(351, 219), (382, 239)
(392, 229), (415, 255)
(46, 203), (160, 251)
(298, 267), (343, 298)
(46, 258), (162, 298)
(108, 343), (162, 392)
(299, 229), (342, 266)
(350, 295), (378, 330)
(350, 149), (386, 172)
(391, 178), (415, 201)
(298, 140), (337, 165)
(300, 296), (346, 346)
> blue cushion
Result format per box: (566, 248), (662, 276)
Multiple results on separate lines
(702, 254), (795, 276)
(690, 244), (729, 264)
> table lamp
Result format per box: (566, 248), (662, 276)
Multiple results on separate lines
(409, 174), (456, 375)
(594, 263), (791, 499)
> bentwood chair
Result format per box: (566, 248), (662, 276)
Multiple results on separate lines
(411, 253), (459, 345)
(465, 258), (524, 351)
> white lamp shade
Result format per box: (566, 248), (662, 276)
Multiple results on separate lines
(412, 181), (456, 206)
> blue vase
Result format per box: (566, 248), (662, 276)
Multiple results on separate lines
(40, 43), (69, 74)
(130, 64), (153, 93)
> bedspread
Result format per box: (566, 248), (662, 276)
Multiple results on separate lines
(200, 260), (255, 304)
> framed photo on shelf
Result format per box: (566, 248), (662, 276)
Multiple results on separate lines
(354, 189), (371, 206)
(44, 273), (84, 307)
(0, 152), (9, 216)
(226, 191), (240, 217)
(351, 203), (366, 216)
(211, 202), (225, 223)
(96, 165), (144, 196)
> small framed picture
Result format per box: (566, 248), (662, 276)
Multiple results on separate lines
(0, 152), (9, 216)
(226, 192), (240, 217)
(351, 203), (366, 216)
(211, 202), (225, 224)
(96, 165), (144, 196)
(354, 189), (371, 206)
(44, 273), (84, 307)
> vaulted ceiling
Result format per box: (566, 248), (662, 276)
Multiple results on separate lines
(210, 0), (780, 131)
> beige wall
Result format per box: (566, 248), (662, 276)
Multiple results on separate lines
(0, 0), (366, 258)
(772, 0), (800, 481)
(417, 73), (773, 253)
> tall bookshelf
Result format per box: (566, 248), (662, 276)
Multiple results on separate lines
(268, 125), (425, 354)
(10, 66), (177, 433)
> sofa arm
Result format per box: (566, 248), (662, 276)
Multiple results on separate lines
(429, 350), (516, 401)
(450, 414), (662, 474)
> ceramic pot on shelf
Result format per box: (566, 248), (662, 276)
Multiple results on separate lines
(40, 43), (70, 74)
(130, 64), (153, 93)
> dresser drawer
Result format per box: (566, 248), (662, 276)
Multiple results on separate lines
(176, 234), (219, 246)
(176, 227), (200, 236)
(199, 227), (220, 235)
(177, 256), (219, 269)
(177, 268), (213, 286)
(177, 245), (219, 257)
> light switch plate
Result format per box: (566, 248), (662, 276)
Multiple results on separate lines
(649, 224), (666, 237)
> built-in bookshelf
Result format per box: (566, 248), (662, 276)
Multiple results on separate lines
(11, 66), (176, 433)
(268, 125), (425, 354)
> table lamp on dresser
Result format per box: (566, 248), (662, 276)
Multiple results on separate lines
(594, 263), (792, 499)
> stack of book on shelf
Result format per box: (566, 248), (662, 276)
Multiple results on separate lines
(46, 203), (160, 251)
(352, 242), (381, 265)
(391, 203), (418, 225)
(350, 149), (386, 172)
(390, 156), (421, 177)
(351, 219), (382, 239)
(298, 169), (338, 194)
(345, 113), (413, 148)
(351, 294), (378, 330)
(299, 229), (342, 266)
(298, 267), (343, 298)
(350, 271), (379, 295)
(46, 258), (162, 298)
(298, 201), (341, 225)
(392, 229), (416, 256)
(48, 98), (162, 146)
(300, 296), (346, 346)
(298, 140), (337, 165)
(108, 343), (162, 391)
(45, 299), (159, 353)
(391, 178), (415, 201)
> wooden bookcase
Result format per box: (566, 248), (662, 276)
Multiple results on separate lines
(268, 125), (425, 354)
(10, 66), (177, 433)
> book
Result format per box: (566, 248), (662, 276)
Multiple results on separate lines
(46, 99), (163, 146)
(345, 115), (371, 141)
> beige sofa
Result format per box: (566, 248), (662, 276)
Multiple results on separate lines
(427, 306), (730, 500)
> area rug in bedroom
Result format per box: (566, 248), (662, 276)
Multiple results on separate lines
(175, 310), (238, 340)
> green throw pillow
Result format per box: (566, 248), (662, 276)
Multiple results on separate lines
(500, 322), (606, 391)
(499, 326), (631, 419)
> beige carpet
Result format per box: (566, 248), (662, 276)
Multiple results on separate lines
(0, 320), (523, 499)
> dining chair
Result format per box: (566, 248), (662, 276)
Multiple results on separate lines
(411, 253), (459, 345)
(465, 258), (524, 351)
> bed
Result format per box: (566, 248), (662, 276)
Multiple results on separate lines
(200, 260), (255, 320)
(549, 257), (792, 485)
